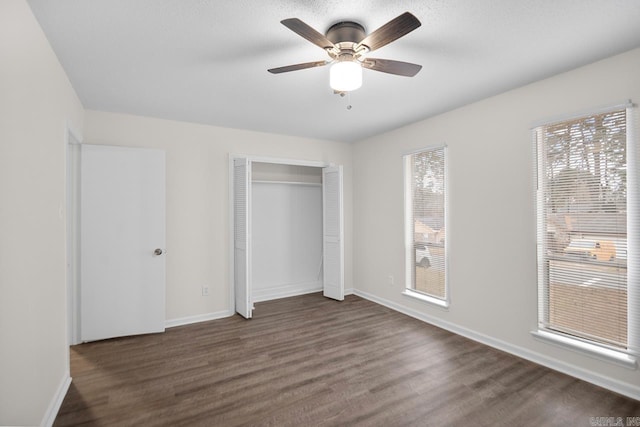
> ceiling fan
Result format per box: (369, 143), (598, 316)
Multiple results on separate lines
(268, 12), (422, 93)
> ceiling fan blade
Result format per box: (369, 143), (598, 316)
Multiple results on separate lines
(281, 18), (336, 51)
(356, 12), (421, 52)
(268, 60), (329, 74)
(362, 58), (422, 77)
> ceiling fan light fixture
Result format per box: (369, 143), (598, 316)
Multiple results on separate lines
(330, 60), (362, 92)
(269, 13), (422, 93)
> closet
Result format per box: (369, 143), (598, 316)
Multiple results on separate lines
(232, 157), (344, 319)
(251, 163), (323, 302)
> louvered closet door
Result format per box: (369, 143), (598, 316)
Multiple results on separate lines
(234, 157), (252, 318)
(322, 166), (344, 301)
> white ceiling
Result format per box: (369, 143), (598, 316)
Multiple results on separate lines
(27, 0), (640, 142)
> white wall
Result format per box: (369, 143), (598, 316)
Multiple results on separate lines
(0, 0), (84, 425)
(83, 111), (353, 323)
(252, 181), (323, 302)
(352, 48), (640, 398)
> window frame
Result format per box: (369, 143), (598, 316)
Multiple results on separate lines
(532, 102), (639, 366)
(403, 145), (449, 308)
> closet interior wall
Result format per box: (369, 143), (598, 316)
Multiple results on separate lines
(251, 163), (323, 302)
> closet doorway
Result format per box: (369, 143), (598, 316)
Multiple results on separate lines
(231, 156), (344, 319)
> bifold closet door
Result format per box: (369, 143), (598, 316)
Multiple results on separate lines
(322, 165), (344, 301)
(233, 158), (252, 318)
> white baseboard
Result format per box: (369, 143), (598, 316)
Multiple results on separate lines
(166, 285), (349, 329)
(353, 289), (640, 401)
(41, 372), (71, 427)
(252, 281), (322, 303)
(165, 310), (234, 329)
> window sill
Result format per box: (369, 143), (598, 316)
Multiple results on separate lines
(402, 289), (449, 309)
(531, 330), (637, 370)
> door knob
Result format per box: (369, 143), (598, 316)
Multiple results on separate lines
(154, 248), (163, 256)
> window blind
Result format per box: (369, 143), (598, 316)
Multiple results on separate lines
(406, 147), (447, 300)
(535, 108), (638, 353)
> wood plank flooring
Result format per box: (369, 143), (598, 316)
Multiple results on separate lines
(55, 293), (640, 426)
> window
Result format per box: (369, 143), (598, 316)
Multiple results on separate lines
(534, 105), (638, 358)
(404, 146), (447, 306)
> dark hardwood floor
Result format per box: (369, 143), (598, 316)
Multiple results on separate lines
(55, 293), (639, 426)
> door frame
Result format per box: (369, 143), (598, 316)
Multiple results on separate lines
(65, 122), (83, 346)
(227, 154), (333, 313)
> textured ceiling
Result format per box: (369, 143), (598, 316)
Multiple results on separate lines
(27, 0), (640, 142)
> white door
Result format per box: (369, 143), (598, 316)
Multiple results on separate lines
(80, 144), (166, 342)
(234, 158), (252, 318)
(322, 166), (344, 301)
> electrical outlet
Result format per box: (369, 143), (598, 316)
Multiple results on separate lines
(388, 275), (394, 287)
(202, 286), (210, 296)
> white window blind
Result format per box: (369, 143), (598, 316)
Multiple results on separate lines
(405, 147), (447, 301)
(535, 106), (639, 355)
